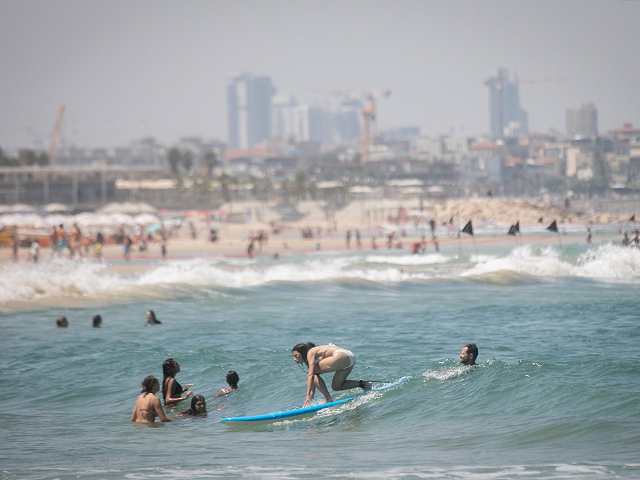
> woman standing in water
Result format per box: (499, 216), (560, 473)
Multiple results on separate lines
(292, 342), (371, 407)
(131, 376), (173, 423)
(162, 358), (194, 406)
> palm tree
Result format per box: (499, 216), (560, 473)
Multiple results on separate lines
(203, 150), (218, 178)
(167, 147), (181, 174)
(181, 150), (194, 173)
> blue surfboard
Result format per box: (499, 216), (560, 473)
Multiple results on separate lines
(221, 376), (411, 422)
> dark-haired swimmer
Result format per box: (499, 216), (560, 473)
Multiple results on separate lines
(131, 376), (173, 423)
(214, 370), (239, 398)
(292, 343), (371, 407)
(176, 394), (207, 417)
(460, 343), (478, 366)
(162, 358), (194, 406)
(144, 310), (162, 326)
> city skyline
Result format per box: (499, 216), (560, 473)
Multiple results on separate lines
(1, 0), (639, 150)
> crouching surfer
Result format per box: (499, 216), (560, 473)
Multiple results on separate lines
(292, 342), (371, 407)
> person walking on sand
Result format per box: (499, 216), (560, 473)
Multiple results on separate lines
(30, 240), (40, 263)
(131, 376), (173, 423)
(292, 342), (371, 407)
(49, 226), (59, 256)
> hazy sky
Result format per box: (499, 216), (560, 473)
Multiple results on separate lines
(1, 0), (639, 150)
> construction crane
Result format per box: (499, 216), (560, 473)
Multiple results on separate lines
(48, 104), (65, 165)
(362, 90), (391, 163)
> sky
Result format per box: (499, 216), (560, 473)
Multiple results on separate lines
(1, 0), (639, 150)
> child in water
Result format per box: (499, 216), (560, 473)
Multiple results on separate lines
(176, 394), (207, 417)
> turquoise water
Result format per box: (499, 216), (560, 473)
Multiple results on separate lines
(1, 237), (640, 479)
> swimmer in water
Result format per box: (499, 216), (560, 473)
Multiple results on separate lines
(459, 343), (478, 366)
(214, 370), (239, 398)
(176, 394), (207, 417)
(292, 342), (371, 407)
(162, 358), (194, 406)
(144, 310), (162, 326)
(131, 376), (173, 423)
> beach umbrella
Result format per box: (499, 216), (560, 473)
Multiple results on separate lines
(134, 213), (160, 225)
(44, 203), (69, 213)
(97, 202), (156, 215)
(10, 204), (37, 213)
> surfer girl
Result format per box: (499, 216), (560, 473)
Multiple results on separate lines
(162, 358), (194, 406)
(292, 342), (371, 407)
(131, 376), (173, 423)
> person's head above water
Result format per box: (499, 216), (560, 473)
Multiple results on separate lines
(56, 316), (69, 328)
(145, 310), (160, 325)
(162, 358), (180, 378)
(460, 343), (478, 366)
(292, 342), (316, 366)
(189, 394), (207, 415)
(92, 314), (102, 327)
(226, 371), (239, 389)
(141, 375), (159, 394)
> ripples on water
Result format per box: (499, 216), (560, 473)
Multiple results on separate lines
(1, 241), (640, 479)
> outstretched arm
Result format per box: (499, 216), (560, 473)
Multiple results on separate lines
(164, 378), (194, 405)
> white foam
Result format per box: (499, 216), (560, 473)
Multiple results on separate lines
(463, 244), (640, 281)
(364, 253), (451, 265)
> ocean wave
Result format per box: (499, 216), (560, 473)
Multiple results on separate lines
(463, 244), (640, 281)
(2, 244), (639, 310)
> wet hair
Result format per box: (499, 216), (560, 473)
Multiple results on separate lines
(146, 310), (160, 325)
(180, 394), (207, 416)
(465, 343), (478, 360)
(292, 342), (316, 366)
(56, 316), (69, 328)
(92, 315), (102, 327)
(141, 375), (158, 394)
(226, 371), (239, 389)
(161, 358), (179, 400)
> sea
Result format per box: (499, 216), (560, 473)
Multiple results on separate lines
(1, 228), (640, 479)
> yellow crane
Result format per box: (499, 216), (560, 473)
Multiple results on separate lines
(362, 90), (391, 164)
(48, 104), (65, 165)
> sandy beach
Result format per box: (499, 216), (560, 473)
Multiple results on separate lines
(1, 197), (635, 265)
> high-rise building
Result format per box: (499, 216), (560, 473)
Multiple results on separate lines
(271, 95), (298, 140)
(566, 103), (598, 139)
(333, 98), (363, 144)
(227, 74), (276, 149)
(486, 69), (529, 137)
